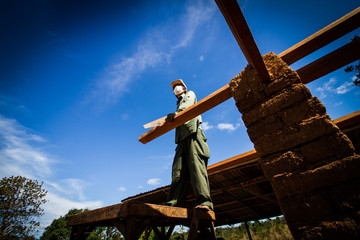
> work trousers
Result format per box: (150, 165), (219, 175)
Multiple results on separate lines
(167, 130), (213, 210)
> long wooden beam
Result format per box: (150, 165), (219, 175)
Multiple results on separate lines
(279, 6), (360, 65)
(297, 39), (360, 84)
(207, 149), (258, 175)
(139, 84), (232, 144)
(67, 201), (190, 226)
(334, 110), (360, 129)
(215, 0), (270, 83)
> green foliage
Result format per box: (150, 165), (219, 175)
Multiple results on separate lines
(215, 217), (293, 240)
(41, 209), (124, 240)
(0, 176), (48, 240)
(40, 209), (84, 240)
(169, 231), (186, 240)
(344, 35), (360, 86)
(87, 227), (123, 240)
(139, 227), (167, 240)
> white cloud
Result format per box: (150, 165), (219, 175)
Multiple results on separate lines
(0, 116), (53, 179)
(217, 123), (241, 131)
(147, 178), (161, 186)
(315, 77), (354, 99)
(334, 101), (343, 106)
(46, 179), (89, 201)
(92, 0), (215, 105)
(40, 192), (102, 230)
(0, 115), (103, 234)
(171, 2), (214, 50)
(335, 81), (353, 94)
(202, 121), (214, 130)
(118, 186), (126, 192)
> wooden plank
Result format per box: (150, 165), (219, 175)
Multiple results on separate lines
(127, 202), (189, 219)
(139, 84), (232, 144)
(67, 201), (190, 226)
(296, 39), (360, 84)
(215, 0), (270, 83)
(207, 149), (258, 175)
(210, 176), (267, 196)
(279, 7), (360, 65)
(67, 203), (125, 226)
(334, 110), (360, 129)
(143, 116), (167, 129)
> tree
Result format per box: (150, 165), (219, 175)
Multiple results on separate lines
(344, 35), (360, 86)
(0, 176), (48, 240)
(41, 209), (123, 240)
(40, 209), (84, 240)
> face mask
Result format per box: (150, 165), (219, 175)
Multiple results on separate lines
(173, 85), (184, 96)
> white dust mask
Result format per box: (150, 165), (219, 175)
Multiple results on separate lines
(174, 85), (184, 96)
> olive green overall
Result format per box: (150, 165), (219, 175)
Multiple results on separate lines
(166, 91), (213, 210)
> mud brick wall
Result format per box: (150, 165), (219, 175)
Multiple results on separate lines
(229, 52), (360, 240)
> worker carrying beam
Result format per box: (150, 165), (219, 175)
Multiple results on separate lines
(166, 79), (213, 211)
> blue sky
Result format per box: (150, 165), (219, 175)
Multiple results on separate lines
(0, 0), (359, 233)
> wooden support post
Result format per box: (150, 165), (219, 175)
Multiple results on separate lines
(113, 216), (147, 240)
(152, 227), (164, 239)
(215, 0), (270, 83)
(165, 225), (176, 239)
(152, 225), (175, 240)
(70, 225), (95, 240)
(143, 227), (152, 240)
(244, 221), (253, 240)
(188, 209), (216, 240)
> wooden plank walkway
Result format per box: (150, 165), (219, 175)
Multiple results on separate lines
(67, 201), (216, 240)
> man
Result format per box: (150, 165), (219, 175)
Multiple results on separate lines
(165, 79), (213, 211)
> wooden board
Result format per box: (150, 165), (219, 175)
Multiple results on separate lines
(143, 116), (167, 129)
(67, 201), (215, 226)
(334, 110), (360, 129)
(279, 7), (360, 65)
(207, 149), (258, 175)
(215, 0), (270, 83)
(296, 39), (360, 84)
(138, 84), (232, 144)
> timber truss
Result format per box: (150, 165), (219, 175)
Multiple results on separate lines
(67, 0), (360, 239)
(67, 201), (216, 240)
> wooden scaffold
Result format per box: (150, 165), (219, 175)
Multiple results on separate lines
(68, 0), (360, 239)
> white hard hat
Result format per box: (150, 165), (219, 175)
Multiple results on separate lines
(171, 79), (187, 91)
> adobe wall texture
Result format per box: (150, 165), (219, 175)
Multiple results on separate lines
(229, 52), (360, 239)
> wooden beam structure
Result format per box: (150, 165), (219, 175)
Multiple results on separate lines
(279, 7), (360, 65)
(215, 0), (270, 83)
(207, 149), (258, 175)
(334, 110), (360, 129)
(138, 7), (360, 144)
(67, 201), (216, 240)
(297, 39), (360, 84)
(69, 111), (360, 237)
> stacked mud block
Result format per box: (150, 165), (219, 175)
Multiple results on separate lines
(229, 52), (360, 240)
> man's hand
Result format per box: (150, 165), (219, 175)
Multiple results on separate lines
(166, 113), (175, 122)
